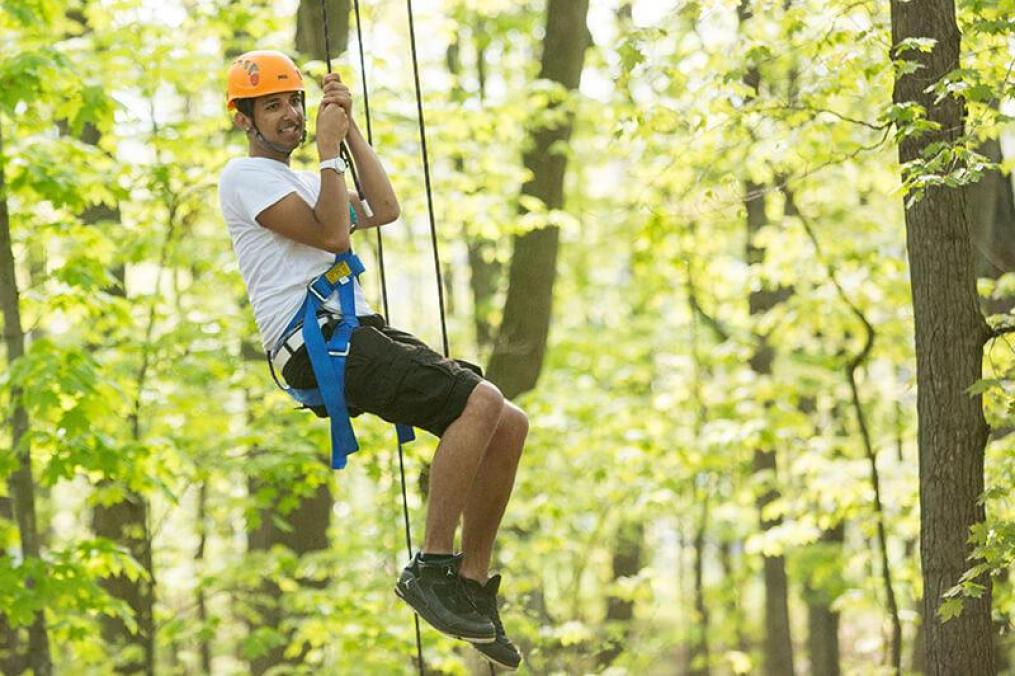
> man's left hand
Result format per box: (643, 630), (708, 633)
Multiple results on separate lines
(322, 72), (353, 118)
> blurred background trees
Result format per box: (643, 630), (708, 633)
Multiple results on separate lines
(1, 0), (1012, 673)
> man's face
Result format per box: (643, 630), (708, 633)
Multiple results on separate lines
(249, 90), (304, 149)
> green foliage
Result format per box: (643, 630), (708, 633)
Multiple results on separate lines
(1, 0), (1013, 672)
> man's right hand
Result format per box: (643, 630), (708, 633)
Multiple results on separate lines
(317, 94), (349, 158)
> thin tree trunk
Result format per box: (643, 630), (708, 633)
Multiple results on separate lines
(0, 120), (53, 676)
(685, 281), (711, 676)
(79, 115), (155, 674)
(597, 521), (643, 667)
(245, 470), (331, 674)
(718, 538), (749, 654)
(0, 496), (23, 675)
(195, 482), (212, 673)
(446, 26), (502, 352)
(889, 2), (996, 673)
(736, 1), (796, 668)
(486, 0), (591, 398)
(788, 189), (902, 673)
(797, 393), (843, 676)
(805, 524), (843, 676)
(966, 136), (1015, 313)
(689, 491), (711, 676)
(744, 179), (795, 676)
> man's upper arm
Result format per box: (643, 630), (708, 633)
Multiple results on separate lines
(256, 193), (342, 252)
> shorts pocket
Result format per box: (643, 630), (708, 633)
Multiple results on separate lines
(344, 326), (405, 414)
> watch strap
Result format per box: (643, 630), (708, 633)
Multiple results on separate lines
(320, 156), (347, 174)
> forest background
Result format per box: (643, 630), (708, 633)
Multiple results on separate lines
(1, 0), (1013, 674)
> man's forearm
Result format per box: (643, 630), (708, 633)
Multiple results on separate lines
(315, 142), (352, 252)
(346, 120), (399, 219)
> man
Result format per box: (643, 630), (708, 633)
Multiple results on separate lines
(217, 50), (526, 670)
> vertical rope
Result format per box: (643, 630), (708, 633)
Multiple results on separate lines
(405, 0), (450, 358)
(320, 0), (366, 208)
(322, 1), (423, 673)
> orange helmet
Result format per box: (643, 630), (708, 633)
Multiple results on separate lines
(226, 50), (304, 110)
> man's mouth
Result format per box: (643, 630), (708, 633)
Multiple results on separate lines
(279, 123), (302, 136)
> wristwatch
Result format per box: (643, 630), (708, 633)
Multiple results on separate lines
(320, 156), (348, 174)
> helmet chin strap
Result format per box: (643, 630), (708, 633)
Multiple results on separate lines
(249, 125), (302, 156)
(248, 98), (307, 156)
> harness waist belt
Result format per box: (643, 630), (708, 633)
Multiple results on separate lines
(271, 313), (334, 375)
(267, 251), (416, 470)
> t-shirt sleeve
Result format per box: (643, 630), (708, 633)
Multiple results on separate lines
(221, 162), (299, 223)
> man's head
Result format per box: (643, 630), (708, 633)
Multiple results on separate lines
(227, 50), (306, 157)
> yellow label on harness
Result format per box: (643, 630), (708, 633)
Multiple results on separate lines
(325, 261), (352, 284)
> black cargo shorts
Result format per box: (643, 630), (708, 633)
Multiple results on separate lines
(278, 314), (484, 438)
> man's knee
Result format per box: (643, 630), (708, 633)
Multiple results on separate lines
(501, 403), (528, 441)
(465, 381), (505, 423)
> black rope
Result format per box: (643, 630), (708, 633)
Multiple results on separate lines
(350, 0), (391, 323)
(405, 0), (450, 358)
(320, 1), (423, 673)
(320, 0), (368, 214)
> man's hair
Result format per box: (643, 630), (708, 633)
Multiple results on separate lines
(234, 98), (255, 118)
(233, 93), (304, 121)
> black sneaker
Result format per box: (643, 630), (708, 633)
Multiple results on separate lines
(461, 574), (522, 671)
(395, 552), (496, 643)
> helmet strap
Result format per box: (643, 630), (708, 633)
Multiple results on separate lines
(247, 98), (306, 157)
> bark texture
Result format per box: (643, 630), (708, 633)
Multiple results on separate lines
(889, 2), (996, 673)
(0, 122), (53, 675)
(486, 0), (591, 398)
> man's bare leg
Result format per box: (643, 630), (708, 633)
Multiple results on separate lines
(458, 402), (528, 582)
(422, 382), (505, 554)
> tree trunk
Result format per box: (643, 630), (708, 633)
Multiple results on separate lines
(889, 2), (996, 673)
(67, 118), (157, 674)
(0, 495), (24, 675)
(966, 136), (1015, 312)
(245, 475), (331, 674)
(689, 492), (711, 676)
(745, 180), (796, 676)
(597, 521), (643, 667)
(735, 2), (796, 665)
(92, 495), (154, 673)
(718, 538), (749, 654)
(295, 0), (349, 60)
(0, 120), (53, 676)
(195, 482), (212, 673)
(485, 0), (591, 398)
(447, 26), (502, 352)
(805, 524), (843, 676)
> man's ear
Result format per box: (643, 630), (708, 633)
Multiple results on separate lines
(233, 111), (251, 132)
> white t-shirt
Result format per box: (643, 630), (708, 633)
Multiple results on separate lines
(218, 157), (373, 352)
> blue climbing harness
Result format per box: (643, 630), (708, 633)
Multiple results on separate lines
(268, 249), (414, 469)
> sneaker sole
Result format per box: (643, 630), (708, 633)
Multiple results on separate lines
(394, 585), (496, 644)
(472, 644), (521, 671)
